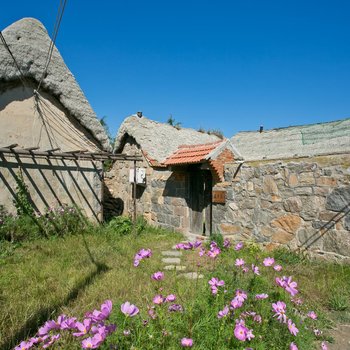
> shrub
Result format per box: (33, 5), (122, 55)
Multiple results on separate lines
(107, 216), (133, 236)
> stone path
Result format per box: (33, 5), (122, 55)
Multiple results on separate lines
(161, 245), (203, 279)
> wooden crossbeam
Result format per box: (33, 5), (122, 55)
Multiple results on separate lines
(24, 146), (40, 151)
(45, 148), (61, 153)
(4, 144), (18, 149)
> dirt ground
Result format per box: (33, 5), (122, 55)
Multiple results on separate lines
(327, 324), (350, 350)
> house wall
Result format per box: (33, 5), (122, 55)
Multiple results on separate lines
(0, 84), (103, 220)
(105, 136), (191, 233)
(213, 154), (350, 260)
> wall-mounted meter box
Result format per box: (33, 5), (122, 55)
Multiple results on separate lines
(129, 168), (146, 185)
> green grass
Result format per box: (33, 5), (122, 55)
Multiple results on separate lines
(0, 229), (349, 350)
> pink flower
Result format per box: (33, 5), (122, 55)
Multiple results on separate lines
(166, 294), (176, 302)
(153, 294), (164, 305)
(133, 248), (152, 267)
(217, 305), (230, 319)
(274, 264), (282, 271)
(252, 264), (260, 275)
(235, 258), (245, 267)
(181, 338), (193, 347)
(290, 342), (298, 350)
(207, 246), (221, 258)
(234, 323), (248, 341)
(321, 341), (328, 350)
(246, 328), (255, 341)
(208, 277), (225, 295)
(255, 293), (268, 300)
(276, 276), (298, 296)
(287, 319), (299, 336)
(272, 301), (287, 323)
(263, 257), (275, 266)
(73, 319), (92, 337)
(14, 341), (32, 350)
(235, 289), (248, 302)
(121, 301), (139, 317)
(230, 297), (243, 309)
(307, 311), (317, 320)
(151, 271), (164, 281)
(235, 242), (244, 251)
(223, 238), (231, 248)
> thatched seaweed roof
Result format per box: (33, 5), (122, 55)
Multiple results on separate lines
(0, 18), (110, 150)
(232, 118), (350, 161)
(114, 115), (233, 165)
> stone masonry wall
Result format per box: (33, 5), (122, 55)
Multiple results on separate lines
(213, 154), (350, 260)
(105, 138), (190, 233)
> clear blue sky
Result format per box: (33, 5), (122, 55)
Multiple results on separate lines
(2, 1), (350, 137)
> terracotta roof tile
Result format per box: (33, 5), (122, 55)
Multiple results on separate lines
(164, 140), (224, 165)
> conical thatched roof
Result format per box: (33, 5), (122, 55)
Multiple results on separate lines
(114, 115), (231, 165)
(232, 118), (350, 161)
(0, 18), (110, 150)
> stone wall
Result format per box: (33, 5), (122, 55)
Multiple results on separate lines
(105, 137), (191, 233)
(213, 154), (350, 260)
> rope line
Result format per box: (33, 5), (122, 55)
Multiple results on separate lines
(37, 0), (67, 92)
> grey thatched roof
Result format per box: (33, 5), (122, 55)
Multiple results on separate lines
(232, 118), (350, 161)
(115, 115), (228, 164)
(0, 18), (110, 150)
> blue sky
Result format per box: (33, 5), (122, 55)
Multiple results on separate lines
(2, 1), (350, 137)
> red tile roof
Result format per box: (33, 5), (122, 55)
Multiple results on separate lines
(164, 140), (224, 166)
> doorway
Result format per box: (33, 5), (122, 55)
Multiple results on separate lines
(189, 166), (212, 235)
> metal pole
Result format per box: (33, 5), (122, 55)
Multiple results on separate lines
(133, 160), (137, 223)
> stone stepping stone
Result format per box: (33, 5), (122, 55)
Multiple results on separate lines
(164, 265), (186, 271)
(180, 272), (204, 280)
(162, 257), (181, 265)
(161, 250), (182, 257)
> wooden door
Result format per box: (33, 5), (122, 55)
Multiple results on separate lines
(189, 167), (212, 235)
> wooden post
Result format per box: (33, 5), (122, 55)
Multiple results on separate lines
(133, 160), (137, 223)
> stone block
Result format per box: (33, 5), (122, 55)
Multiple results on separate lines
(323, 230), (350, 256)
(316, 177), (338, 187)
(319, 211), (337, 221)
(313, 187), (330, 196)
(299, 172), (315, 185)
(326, 187), (350, 212)
(240, 198), (256, 209)
(312, 221), (335, 230)
(247, 181), (254, 191)
(162, 257), (181, 265)
(263, 175), (279, 195)
(300, 196), (325, 220)
(261, 226), (274, 237)
(297, 228), (323, 249)
(174, 206), (185, 216)
(271, 214), (302, 234)
(219, 223), (242, 234)
(272, 230), (294, 243)
(229, 202), (239, 211)
(170, 215), (181, 228)
(284, 197), (302, 212)
(162, 251), (182, 257)
(294, 187), (313, 195)
(164, 265), (186, 271)
(288, 173), (299, 187)
(345, 214), (350, 231)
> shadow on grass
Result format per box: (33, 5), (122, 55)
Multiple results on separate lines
(1, 232), (109, 350)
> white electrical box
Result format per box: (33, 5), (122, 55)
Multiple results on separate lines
(129, 168), (146, 185)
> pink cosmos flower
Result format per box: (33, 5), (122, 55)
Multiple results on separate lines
(81, 336), (98, 349)
(276, 276), (298, 296)
(153, 294), (165, 305)
(246, 328), (255, 341)
(235, 258), (245, 267)
(235, 242), (244, 251)
(235, 289), (248, 302)
(263, 257), (275, 266)
(321, 341), (328, 350)
(314, 329), (322, 336)
(166, 294), (176, 302)
(207, 246), (221, 258)
(208, 277), (225, 295)
(274, 264), (282, 271)
(290, 342), (298, 350)
(287, 319), (299, 336)
(307, 311), (317, 320)
(151, 271), (164, 281)
(181, 338), (193, 347)
(291, 297), (303, 305)
(133, 248), (152, 267)
(217, 305), (230, 319)
(252, 264), (260, 275)
(15, 341), (32, 350)
(234, 323), (248, 341)
(272, 301), (287, 323)
(242, 266), (249, 273)
(85, 300), (113, 322)
(223, 238), (231, 248)
(255, 293), (268, 300)
(168, 304), (183, 312)
(73, 318), (92, 337)
(230, 297), (243, 309)
(253, 314), (262, 323)
(121, 301), (139, 317)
